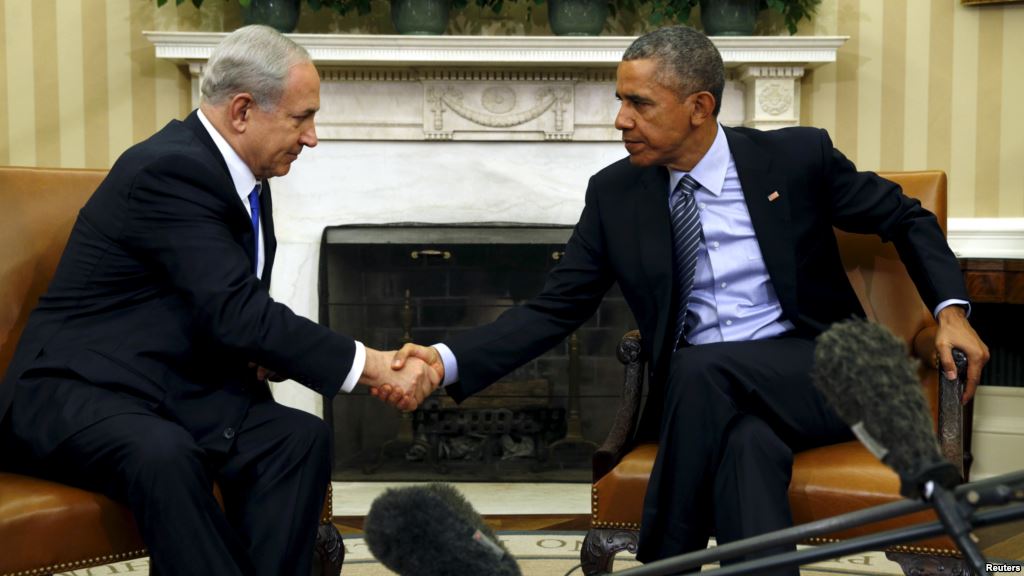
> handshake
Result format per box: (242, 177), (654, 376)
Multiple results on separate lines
(360, 344), (444, 412)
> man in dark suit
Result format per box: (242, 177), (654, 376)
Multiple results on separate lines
(0, 26), (437, 576)
(386, 26), (990, 573)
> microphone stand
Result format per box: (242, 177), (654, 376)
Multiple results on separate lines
(929, 482), (989, 575)
(659, 504), (1024, 576)
(613, 469), (1024, 576)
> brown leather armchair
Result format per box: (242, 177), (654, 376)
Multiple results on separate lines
(581, 171), (973, 576)
(0, 166), (343, 576)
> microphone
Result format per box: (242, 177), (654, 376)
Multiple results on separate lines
(363, 482), (522, 576)
(812, 318), (987, 575)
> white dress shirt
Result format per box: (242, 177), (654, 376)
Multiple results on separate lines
(197, 109), (364, 393)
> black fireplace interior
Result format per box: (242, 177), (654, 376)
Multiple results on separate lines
(320, 224), (637, 482)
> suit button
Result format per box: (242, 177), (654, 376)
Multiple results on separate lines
(223, 427), (236, 439)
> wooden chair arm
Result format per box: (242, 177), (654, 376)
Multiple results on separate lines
(912, 325), (969, 479)
(938, 348), (969, 478)
(592, 330), (645, 481)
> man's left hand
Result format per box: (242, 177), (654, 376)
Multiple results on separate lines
(935, 306), (990, 404)
(248, 362), (281, 382)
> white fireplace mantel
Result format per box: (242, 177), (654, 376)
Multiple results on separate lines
(146, 32), (848, 67)
(146, 32), (848, 136)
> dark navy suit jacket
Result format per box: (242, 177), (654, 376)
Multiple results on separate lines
(1, 111), (355, 456)
(442, 126), (967, 436)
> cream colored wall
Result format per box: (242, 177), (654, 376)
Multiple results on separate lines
(803, 0), (1024, 218)
(1, 0), (1022, 216)
(2, 0), (189, 170)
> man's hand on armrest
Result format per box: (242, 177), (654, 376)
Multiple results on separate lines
(935, 305), (990, 403)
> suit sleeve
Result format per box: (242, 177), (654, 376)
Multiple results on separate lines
(120, 154), (355, 397)
(818, 130), (968, 310)
(444, 178), (616, 401)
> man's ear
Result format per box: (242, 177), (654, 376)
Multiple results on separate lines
(691, 91), (717, 126)
(228, 93), (256, 133)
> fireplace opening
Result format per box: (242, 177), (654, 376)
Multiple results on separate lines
(320, 224), (636, 482)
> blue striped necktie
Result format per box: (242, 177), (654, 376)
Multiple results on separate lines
(670, 174), (703, 347)
(247, 183), (261, 275)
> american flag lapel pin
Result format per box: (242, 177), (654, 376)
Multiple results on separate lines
(768, 191), (780, 202)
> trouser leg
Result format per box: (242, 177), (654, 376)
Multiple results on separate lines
(713, 414), (796, 576)
(216, 399), (333, 576)
(637, 337), (851, 571)
(37, 412), (255, 575)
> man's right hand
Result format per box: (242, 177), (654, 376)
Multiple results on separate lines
(371, 344), (445, 411)
(392, 343), (444, 382)
(359, 347), (439, 412)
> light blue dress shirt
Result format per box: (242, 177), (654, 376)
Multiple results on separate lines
(669, 124), (794, 345)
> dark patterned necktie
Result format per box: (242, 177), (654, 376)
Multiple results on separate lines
(671, 175), (702, 347)
(248, 183), (261, 275)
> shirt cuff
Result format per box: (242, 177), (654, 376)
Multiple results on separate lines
(434, 343), (459, 387)
(339, 341), (366, 393)
(933, 299), (971, 319)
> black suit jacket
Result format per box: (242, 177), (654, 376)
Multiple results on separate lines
(444, 126), (967, 435)
(1, 111), (355, 455)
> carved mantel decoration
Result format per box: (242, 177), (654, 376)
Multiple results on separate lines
(145, 33), (848, 136)
(423, 77), (577, 141)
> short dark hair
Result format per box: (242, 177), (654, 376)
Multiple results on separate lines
(623, 26), (725, 117)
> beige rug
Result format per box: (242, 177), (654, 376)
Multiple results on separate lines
(60, 532), (908, 575)
(341, 532), (906, 575)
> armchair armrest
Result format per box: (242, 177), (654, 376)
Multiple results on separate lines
(938, 349), (969, 478)
(912, 326), (970, 479)
(592, 330), (645, 481)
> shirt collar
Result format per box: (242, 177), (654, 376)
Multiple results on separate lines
(669, 123), (730, 197)
(197, 108), (260, 202)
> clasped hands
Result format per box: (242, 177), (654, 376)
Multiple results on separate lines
(363, 344), (444, 412)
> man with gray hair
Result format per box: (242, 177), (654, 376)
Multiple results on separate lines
(0, 25), (437, 575)
(388, 25), (989, 573)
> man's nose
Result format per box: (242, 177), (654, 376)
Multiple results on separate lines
(614, 105), (632, 130)
(301, 124), (318, 148)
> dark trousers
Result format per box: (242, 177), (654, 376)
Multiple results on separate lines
(636, 336), (852, 575)
(1, 393), (331, 576)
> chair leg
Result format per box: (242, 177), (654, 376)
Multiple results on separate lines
(581, 528), (639, 575)
(884, 551), (968, 575)
(314, 521), (345, 576)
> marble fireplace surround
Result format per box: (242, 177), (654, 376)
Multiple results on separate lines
(146, 33), (852, 416)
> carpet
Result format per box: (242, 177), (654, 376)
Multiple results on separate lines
(60, 532), (912, 575)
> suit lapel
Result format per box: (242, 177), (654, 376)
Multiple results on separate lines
(184, 111), (266, 282)
(184, 112), (251, 229)
(635, 166), (675, 366)
(260, 179), (276, 287)
(184, 111), (233, 187)
(724, 127), (798, 315)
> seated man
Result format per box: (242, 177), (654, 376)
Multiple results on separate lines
(0, 25), (436, 576)
(386, 25), (990, 575)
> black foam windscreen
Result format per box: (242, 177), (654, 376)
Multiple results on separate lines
(363, 483), (521, 576)
(812, 318), (960, 498)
